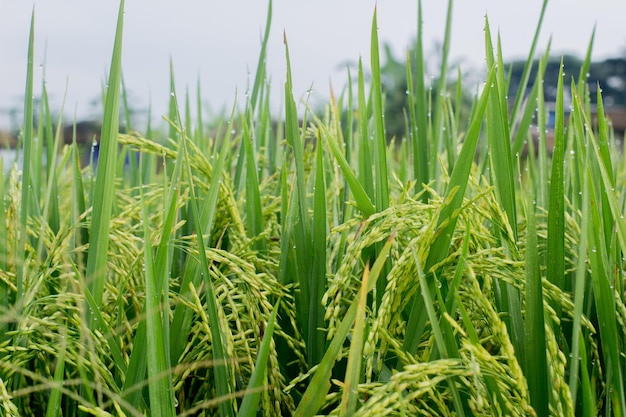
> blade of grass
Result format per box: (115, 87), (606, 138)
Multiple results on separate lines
(182, 129), (235, 417)
(283, 34), (315, 359)
(403, 65), (495, 356)
(585, 169), (625, 417)
(568, 146), (590, 408)
(484, 21), (525, 365)
(44, 329), (67, 417)
(415, 253), (466, 417)
(249, 0), (272, 112)
(510, 42), (551, 158)
(431, 0), (453, 175)
(411, 0), (429, 195)
(338, 260), (373, 417)
(294, 234), (395, 417)
(70, 134), (88, 267)
(42, 82), (61, 234)
(535, 50), (552, 209)
(242, 117), (265, 251)
(484, 20), (517, 240)
(370, 7), (389, 213)
(124, 104), (190, 411)
(16, 7), (35, 311)
(139, 155), (176, 417)
(546, 58), (566, 294)
(308, 136), (327, 366)
(524, 190), (548, 416)
(322, 119), (375, 218)
(356, 59), (375, 203)
(237, 299), (281, 417)
(578, 89), (626, 417)
(169, 96), (236, 365)
(85, 0), (125, 327)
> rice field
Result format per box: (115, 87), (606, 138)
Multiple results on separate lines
(1, 0), (626, 416)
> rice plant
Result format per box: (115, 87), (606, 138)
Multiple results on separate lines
(1, 0), (625, 415)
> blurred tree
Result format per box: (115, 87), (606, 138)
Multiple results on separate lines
(506, 54), (626, 106)
(380, 41), (473, 142)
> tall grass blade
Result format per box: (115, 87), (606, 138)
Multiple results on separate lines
(45, 330), (67, 417)
(16, 8), (35, 311)
(249, 0), (272, 112)
(237, 300), (281, 417)
(586, 169), (625, 417)
(308, 137), (327, 366)
(411, 0), (429, 195)
(338, 261), (372, 417)
(546, 58), (566, 293)
(182, 132), (234, 417)
(295, 235), (394, 417)
(431, 0), (453, 175)
(403, 66), (495, 355)
(568, 149), (590, 409)
(535, 51), (551, 208)
(140, 158), (176, 417)
(169, 99), (235, 367)
(70, 136), (88, 264)
(124, 121), (187, 411)
(579, 90), (626, 416)
(322, 120), (375, 218)
(85, 0), (124, 326)
(42, 83), (61, 234)
(524, 193), (548, 416)
(415, 252), (466, 417)
(283, 34), (315, 359)
(369, 7), (389, 213)
(484, 20), (524, 364)
(242, 118), (264, 250)
(484, 20), (517, 239)
(356, 59), (374, 203)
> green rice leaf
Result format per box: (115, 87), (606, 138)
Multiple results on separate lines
(338, 260), (373, 417)
(295, 234), (394, 417)
(249, 0), (272, 111)
(524, 191), (548, 416)
(357, 59), (374, 203)
(568, 149), (590, 408)
(16, 7), (35, 307)
(242, 117), (265, 250)
(308, 136), (327, 366)
(409, 0), (429, 194)
(369, 7), (389, 212)
(237, 299), (281, 417)
(322, 120), (375, 218)
(546, 58), (565, 292)
(140, 160), (176, 417)
(182, 129), (235, 417)
(85, 0), (125, 326)
(431, 0), (453, 176)
(44, 332), (66, 417)
(403, 66), (495, 356)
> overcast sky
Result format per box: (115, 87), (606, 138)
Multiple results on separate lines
(1, 1), (625, 130)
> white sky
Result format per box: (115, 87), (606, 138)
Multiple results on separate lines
(1, 0), (624, 130)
